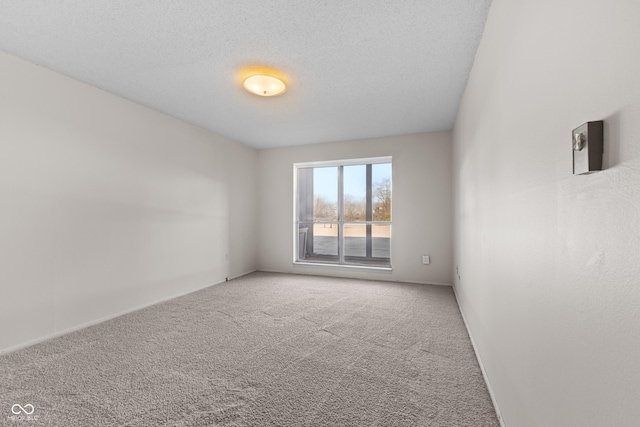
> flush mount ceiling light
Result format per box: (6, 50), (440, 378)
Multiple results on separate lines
(243, 74), (286, 97)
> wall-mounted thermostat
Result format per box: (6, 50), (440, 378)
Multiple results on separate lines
(572, 121), (603, 175)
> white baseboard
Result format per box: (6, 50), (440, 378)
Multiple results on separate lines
(0, 277), (229, 356)
(227, 269), (258, 281)
(257, 268), (453, 287)
(2, 270), (259, 355)
(452, 284), (506, 427)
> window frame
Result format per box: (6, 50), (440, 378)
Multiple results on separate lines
(293, 156), (392, 270)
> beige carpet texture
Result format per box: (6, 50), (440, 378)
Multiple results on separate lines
(0, 272), (499, 426)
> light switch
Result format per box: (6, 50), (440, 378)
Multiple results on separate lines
(572, 121), (603, 175)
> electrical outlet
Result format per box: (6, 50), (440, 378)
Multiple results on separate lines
(422, 254), (430, 265)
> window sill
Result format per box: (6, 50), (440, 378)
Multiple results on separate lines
(293, 261), (392, 272)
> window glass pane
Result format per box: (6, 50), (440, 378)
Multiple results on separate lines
(312, 223), (338, 257)
(343, 165), (366, 222)
(344, 223), (366, 257)
(372, 163), (391, 221)
(297, 225), (311, 261)
(297, 168), (314, 222)
(313, 167), (338, 222)
(372, 224), (391, 260)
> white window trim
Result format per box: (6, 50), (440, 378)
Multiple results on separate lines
(293, 156), (393, 169)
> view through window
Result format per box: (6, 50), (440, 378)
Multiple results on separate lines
(294, 157), (392, 268)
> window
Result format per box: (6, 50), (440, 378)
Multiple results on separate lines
(294, 157), (392, 268)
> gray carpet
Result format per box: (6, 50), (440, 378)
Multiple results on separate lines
(0, 272), (499, 426)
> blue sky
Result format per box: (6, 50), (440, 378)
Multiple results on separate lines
(313, 164), (391, 201)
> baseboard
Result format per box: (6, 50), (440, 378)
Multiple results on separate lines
(257, 268), (453, 287)
(0, 277), (230, 356)
(452, 284), (506, 427)
(227, 269), (258, 281)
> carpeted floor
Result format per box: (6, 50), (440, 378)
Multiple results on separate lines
(0, 272), (499, 426)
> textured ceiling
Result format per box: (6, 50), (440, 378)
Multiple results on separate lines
(0, 1), (492, 149)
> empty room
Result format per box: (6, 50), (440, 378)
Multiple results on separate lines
(1, 1), (639, 426)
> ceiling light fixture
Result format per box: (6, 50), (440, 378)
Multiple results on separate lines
(243, 74), (287, 97)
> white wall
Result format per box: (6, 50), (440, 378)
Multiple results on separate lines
(258, 132), (452, 285)
(0, 51), (258, 353)
(453, 0), (640, 426)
